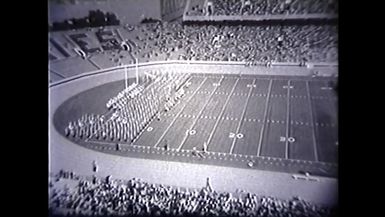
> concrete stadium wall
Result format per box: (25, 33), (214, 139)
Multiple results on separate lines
(48, 0), (162, 25)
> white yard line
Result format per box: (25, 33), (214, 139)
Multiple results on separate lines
(129, 74), (191, 144)
(285, 80), (291, 159)
(257, 79), (273, 157)
(306, 81), (319, 162)
(153, 77), (208, 148)
(206, 78), (240, 148)
(85, 75), (178, 144)
(177, 76), (224, 151)
(229, 78), (256, 154)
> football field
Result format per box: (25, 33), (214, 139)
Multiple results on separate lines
(54, 73), (338, 177)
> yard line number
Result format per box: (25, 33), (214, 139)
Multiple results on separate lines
(229, 132), (244, 139)
(280, 136), (295, 143)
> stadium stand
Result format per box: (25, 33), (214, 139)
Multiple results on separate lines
(185, 0), (206, 16)
(127, 22), (337, 63)
(49, 172), (337, 217)
(49, 20), (337, 81)
(50, 21), (337, 64)
(50, 10), (120, 31)
(185, 0), (338, 16)
(49, 0), (338, 82)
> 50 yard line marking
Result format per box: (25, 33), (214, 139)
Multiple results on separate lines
(153, 77), (208, 148)
(177, 76), (224, 151)
(306, 81), (319, 161)
(206, 78), (240, 149)
(285, 80), (291, 159)
(229, 78), (256, 154)
(257, 79), (273, 157)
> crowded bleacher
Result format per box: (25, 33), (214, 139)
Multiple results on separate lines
(186, 0), (338, 16)
(51, 21), (337, 64)
(125, 21), (337, 63)
(49, 1), (338, 83)
(49, 172), (337, 217)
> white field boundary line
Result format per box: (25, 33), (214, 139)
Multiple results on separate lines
(84, 139), (337, 169)
(49, 60), (338, 88)
(153, 77), (208, 148)
(306, 81), (319, 162)
(177, 76), (225, 151)
(83, 140), (338, 168)
(229, 78), (256, 154)
(257, 79), (273, 157)
(206, 78), (240, 149)
(81, 130), (336, 168)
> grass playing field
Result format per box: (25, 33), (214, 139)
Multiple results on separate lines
(54, 72), (338, 177)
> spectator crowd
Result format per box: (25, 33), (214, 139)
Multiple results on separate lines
(186, 0), (338, 16)
(128, 21), (337, 63)
(49, 173), (336, 217)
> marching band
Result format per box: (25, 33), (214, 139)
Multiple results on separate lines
(65, 70), (191, 144)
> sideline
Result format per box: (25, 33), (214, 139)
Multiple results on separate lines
(49, 60), (338, 88)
